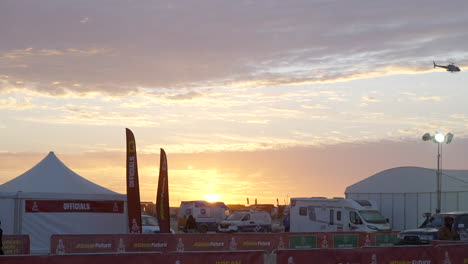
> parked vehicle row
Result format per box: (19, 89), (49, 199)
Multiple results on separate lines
(289, 197), (391, 232)
(173, 198), (391, 234)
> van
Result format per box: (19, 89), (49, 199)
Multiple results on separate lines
(218, 210), (272, 233)
(141, 214), (175, 234)
(178, 200), (231, 233)
(290, 197), (391, 232)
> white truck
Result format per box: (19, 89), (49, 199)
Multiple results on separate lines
(289, 197), (391, 232)
(178, 200), (231, 233)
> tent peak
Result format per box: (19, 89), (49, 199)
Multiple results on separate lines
(0, 152), (120, 195)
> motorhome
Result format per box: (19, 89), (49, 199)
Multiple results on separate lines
(178, 200), (231, 232)
(289, 197), (391, 232)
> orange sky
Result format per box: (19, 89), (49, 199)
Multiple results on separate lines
(2, 139), (468, 207)
(1, 1), (468, 207)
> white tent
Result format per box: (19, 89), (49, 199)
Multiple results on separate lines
(345, 166), (468, 231)
(0, 152), (127, 254)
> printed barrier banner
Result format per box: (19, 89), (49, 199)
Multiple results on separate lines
(51, 234), (117, 254)
(434, 243), (468, 264)
(0, 253), (165, 264)
(170, 250), (264, 264)
(178, 233), (286, 252)
(2, 235), (30, 255)
(430, 239), (468, 246)
(360, 245), (434, 264)
(287, 232), (399, 249)
(51, 233), (286, 254)
(0, 251), (262, 264)
(50, 232), (401, 254)
(276, 248), (362, 264)
(0, 255), (49, 264)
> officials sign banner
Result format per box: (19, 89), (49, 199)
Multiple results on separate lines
(25, 200), (124, 213)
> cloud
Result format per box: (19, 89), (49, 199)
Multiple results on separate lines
(0, 97), (36, 110)
(0, 47), (105, 60)
(418, 96), (441, 102)
(1, 0), (468, 96)
(301, 104), (331, 110)
(362, 96), (380, 103)
(167, 91), (203, 100)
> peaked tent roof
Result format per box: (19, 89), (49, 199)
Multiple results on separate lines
(345, 166), (468, 194)
(0, 151), (121, 195)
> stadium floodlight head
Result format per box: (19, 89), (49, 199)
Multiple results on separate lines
(446, 133), (454, 144)
(422, 133), (432, 141)
(434, 133), (445, 143)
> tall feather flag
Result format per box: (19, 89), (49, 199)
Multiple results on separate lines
(156, 148), (170, 233)
(126, 128), (142, 233)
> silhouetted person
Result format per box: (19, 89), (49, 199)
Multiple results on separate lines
(283, 214), (290, 232)
(438, 216), (457, 240)
(0, 220), (4, 255)
(185, 215), (197, 233)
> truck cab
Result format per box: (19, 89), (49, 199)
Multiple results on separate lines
(398, 212), (468, 243)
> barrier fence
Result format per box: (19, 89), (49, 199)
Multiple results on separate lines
(276, 243), (468, 264)
(0, 251), (264, 264)
(2, 233), (468, 263)
(1, 235), (30, 255)
(50, 231), (399, 254)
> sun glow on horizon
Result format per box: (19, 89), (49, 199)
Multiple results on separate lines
(205, 193), (221, 203)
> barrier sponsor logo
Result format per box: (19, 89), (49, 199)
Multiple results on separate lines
(242, 241), (270, 246)
(193, 242), (224, 247)
(375, 233), (398, 246)
(2, 235), (30, 255)
(289, 235), (317, 249)
(333, 234), (358, 248)
(133, 242), (168, 248)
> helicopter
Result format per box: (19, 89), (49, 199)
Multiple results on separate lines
(433, 61), (460, 72)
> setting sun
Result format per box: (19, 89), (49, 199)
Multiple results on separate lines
(205, 193), (221, 203)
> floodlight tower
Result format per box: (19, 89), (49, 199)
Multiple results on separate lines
(422, 132), (454, 214)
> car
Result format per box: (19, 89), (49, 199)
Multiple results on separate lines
(397, 212), (468, 244)
(141, 214), (175, 234)
(218, 211), (272, 233)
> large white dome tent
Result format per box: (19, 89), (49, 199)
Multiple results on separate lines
(345, 166), (468, 231)
(0, 151), (127, 254)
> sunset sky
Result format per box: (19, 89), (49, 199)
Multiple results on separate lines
(1, 0), (468, 206)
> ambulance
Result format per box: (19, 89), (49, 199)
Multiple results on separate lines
(178, 200), (231, 232)
(289, 197), (391, 232)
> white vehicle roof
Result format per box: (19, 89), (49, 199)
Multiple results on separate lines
(180, 200), (228, 208)
(291, 197), (378, 211)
